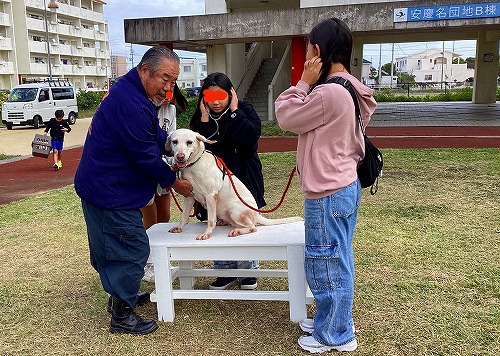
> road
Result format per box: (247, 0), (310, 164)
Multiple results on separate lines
(0, 117), (92, 156)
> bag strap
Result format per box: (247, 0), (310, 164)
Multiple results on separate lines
(326, 77), (366, 136)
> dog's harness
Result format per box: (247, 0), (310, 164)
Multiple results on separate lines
(175, 150), (232, 181)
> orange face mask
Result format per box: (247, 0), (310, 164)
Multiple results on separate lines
(203, 89), (228, 103)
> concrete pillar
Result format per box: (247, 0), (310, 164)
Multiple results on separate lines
(226, 43), (246, 95)
(206, 45), (227, 74)
(351, 37), (363, 80)
(473, 31), (499, 104)
(205, 0), (227, 14)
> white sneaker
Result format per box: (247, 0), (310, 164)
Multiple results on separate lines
(298, 335), (357, 353)
(300, 318), (315, 333)
(142, 263), (155, 283)
(300, 318), (357, 334)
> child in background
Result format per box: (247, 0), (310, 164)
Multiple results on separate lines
(44, 109), (71, 170)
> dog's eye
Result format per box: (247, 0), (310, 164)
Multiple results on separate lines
(186, 140), (193, 146)
(172, 139), (178, 145)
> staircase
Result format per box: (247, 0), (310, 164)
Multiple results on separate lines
(244, 58), (280, 122)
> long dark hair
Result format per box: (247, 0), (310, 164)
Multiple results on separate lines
(308, 17), (352, 87)
(172, 83), (188, 112)
(189, 72), (234, 130)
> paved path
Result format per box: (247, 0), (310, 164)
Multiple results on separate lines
(1, 101), (499, 205)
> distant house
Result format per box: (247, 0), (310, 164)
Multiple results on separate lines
(396, 49), (474, 83)
(177, 57), (207, 89)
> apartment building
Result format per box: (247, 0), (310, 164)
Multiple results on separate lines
(0, 0), (110, 90)
(110, 54), (126, 79)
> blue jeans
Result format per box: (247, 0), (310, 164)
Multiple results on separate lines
(304, 180), (361, 347)
(214, 260), (259, 282)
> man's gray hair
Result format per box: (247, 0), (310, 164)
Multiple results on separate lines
(138, 46), (180, 75)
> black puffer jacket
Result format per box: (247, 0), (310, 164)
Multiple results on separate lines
(191, 100), (266, 209)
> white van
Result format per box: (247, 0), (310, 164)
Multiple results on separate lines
(1, 80), (78, 130)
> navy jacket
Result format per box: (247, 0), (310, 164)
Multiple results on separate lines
(191, 100), (266, 208)
(74, 67), (175, 209)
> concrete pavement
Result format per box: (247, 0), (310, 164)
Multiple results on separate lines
(0, 116), (91, 157)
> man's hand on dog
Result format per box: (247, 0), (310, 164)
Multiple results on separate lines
(171, 179), (193, 197)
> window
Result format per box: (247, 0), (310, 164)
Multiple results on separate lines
(424, 75), (433, 81)
(39, 89), (50, 102)
(183, 66), (192, 73)
(51, 87), (75, 100)
(201, 64), (207, 72)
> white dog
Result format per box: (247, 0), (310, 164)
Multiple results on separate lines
(166, 128), (303, 240)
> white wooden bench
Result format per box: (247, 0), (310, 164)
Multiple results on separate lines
(146, 221), (312, 322)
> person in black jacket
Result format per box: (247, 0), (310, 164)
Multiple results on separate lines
(190, 72), (266, 291)
(44, 109), (71, 170)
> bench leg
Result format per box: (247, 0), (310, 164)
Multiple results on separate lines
(152, 246), (175, 322)
(178, 261), (195, 289)
(287, 245), (307, 323)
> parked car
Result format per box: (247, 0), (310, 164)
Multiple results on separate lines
(2, 80), (78, 129)
(185, 86), (201, 98)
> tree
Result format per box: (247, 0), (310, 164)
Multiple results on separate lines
(465, 57), (475, 69)
(397, 72), (416, 84)
(381, 62), (394, 75)
(452, 57), (466, 64)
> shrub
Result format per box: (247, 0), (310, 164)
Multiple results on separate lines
(76, 89), (107, 111)
(0, 90), (10, 116)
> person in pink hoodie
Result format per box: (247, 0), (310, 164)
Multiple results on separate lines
(275, 18), (377, 353)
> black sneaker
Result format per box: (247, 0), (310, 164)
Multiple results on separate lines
(209, 277), (237, 290)
(53, 163), (59, 171)
(240, 277), (257, 290)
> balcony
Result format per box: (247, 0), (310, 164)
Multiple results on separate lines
(30, 62), (48, 75)
(0, 12), (11, 26)
(0, 36), (13, 51)
(0, 61), (14, 75)
(28, 40), (49, 54)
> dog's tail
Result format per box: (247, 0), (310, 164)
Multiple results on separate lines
(255, 215), (303, 226)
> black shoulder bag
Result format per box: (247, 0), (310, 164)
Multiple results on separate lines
(327, 77), (383, 195)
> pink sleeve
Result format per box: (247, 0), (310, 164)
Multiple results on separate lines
(275, 81), (327, 135)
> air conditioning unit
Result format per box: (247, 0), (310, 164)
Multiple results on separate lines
(76, 45), (82, 49)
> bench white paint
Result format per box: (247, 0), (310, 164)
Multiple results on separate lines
(147, 221), (312, 322)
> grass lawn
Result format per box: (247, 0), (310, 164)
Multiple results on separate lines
(0, 149), (498, 355)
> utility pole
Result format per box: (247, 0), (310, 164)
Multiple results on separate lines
(377, 43), (382, 86)
(128, 44), (135, 68)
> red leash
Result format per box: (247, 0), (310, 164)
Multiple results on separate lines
(169, 156), (297, 215)
(219, 158), (296, 214)
(169, 187), (197, 217)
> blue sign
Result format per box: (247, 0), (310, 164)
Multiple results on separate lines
(394, 3), (500, 22)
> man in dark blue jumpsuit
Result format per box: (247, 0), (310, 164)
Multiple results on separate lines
(74, 46), (192, 335)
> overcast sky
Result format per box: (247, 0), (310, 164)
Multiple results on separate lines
(103, 1), (477, 69)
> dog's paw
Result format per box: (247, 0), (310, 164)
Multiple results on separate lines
(169, 226), (183, 233)
(216, 219), (229, 226)
(228, 227), (256, 237)
(196, 232), (212, 240)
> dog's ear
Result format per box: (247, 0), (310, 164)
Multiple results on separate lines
(165, 135), (172, 151)
(195, 133), (216, 145)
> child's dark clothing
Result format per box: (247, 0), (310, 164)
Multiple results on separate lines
(44, 118), (71, 143)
